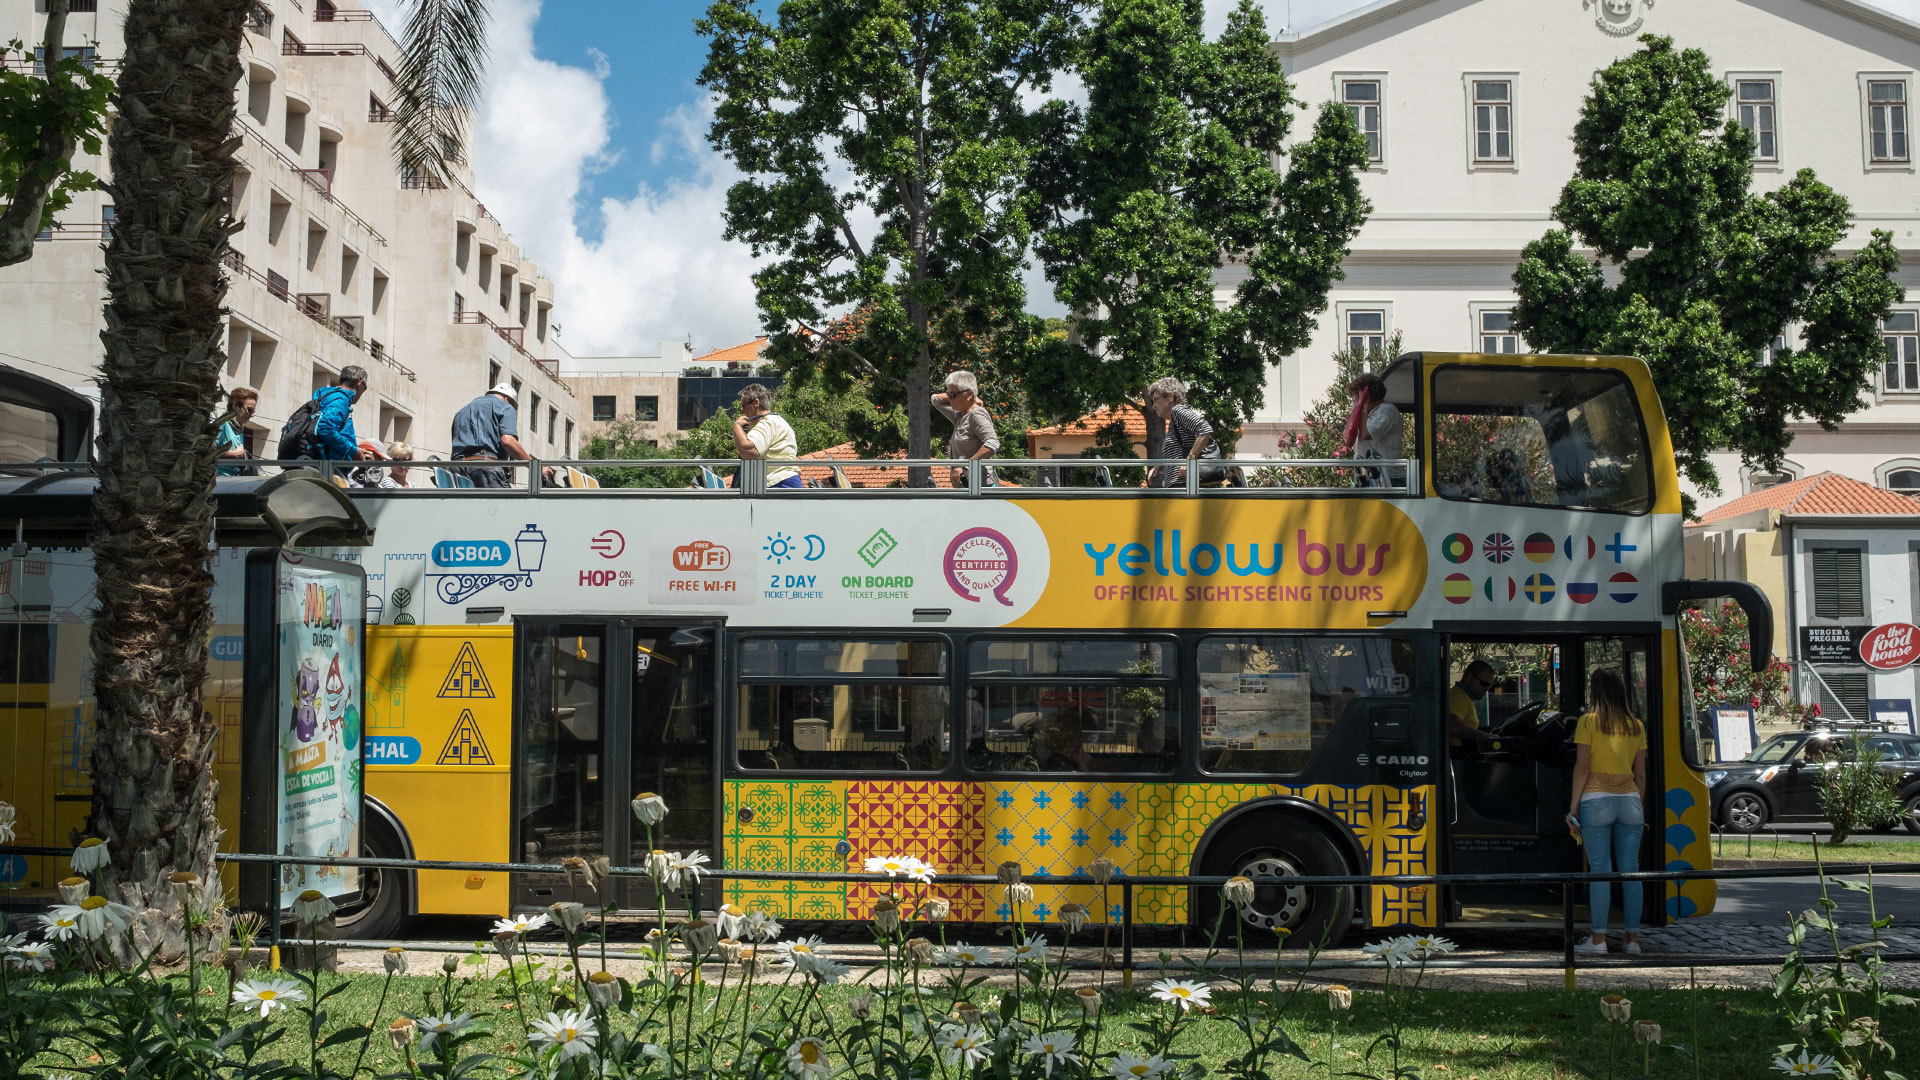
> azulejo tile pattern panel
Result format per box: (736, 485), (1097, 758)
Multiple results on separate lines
(721, 779), (1437, 928)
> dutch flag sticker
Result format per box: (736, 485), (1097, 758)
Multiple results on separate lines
(1609, 571), (1640, 603)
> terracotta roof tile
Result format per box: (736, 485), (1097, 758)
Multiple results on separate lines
(1692, 471), (1920, 525)
(797, 441), (1020, 489)
(1027, 406), (1148, 440)
(692, 337), (769, 366)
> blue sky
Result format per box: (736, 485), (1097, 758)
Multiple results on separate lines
(441, 0), (1920, 358)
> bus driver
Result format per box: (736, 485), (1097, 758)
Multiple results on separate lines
(1449, 660), (1497, 741)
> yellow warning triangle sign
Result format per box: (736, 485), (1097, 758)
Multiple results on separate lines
(437, 642), (494, 698)
(436, 709), (494, 765)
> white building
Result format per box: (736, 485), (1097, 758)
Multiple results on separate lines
(1231, 0), (1920, 510)
(0, 0), (579, 465)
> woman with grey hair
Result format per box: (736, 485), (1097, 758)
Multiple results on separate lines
(932, 370), (999, 486)
(1146, 376), (1227, 487)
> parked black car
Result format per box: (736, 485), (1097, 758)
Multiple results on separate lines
(1708, 730), (1920, 833)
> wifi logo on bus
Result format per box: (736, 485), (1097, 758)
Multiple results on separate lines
(672, 540), (732, 572)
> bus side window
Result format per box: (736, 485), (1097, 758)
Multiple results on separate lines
(1197, 635), (1414, 775)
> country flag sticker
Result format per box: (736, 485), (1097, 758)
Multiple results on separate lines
(1443, 573), (1474, 604)
(1567, 581), (1599, 605)
(1564, 534), (1597, 561)
(1484, 576), (1517, 601)
(1483, 533), (1514, 564)
(1609, 571), (1640, 603)
(1523, 532), (1556, 563)
(1523, 573), (1556, 604)
(1441, 533), (1474, 564)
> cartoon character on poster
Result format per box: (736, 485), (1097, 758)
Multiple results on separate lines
(291, 657), (319, 742)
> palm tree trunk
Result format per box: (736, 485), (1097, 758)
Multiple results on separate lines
(88, 0), (249, 961)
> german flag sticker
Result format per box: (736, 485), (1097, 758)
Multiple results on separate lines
(1523, 532), (1556, 563)
(1443, 573), (1473, 604)
(1441, 533), (1474, 564)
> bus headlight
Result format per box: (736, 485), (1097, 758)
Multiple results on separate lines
(1705, 770), (1727, 786)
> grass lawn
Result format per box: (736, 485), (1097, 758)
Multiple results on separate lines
(32, 964), (1918, 1079)
(1712, 834), (1920, 865)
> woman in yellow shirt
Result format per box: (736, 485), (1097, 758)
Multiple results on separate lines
(1566, 668), (1648, 955)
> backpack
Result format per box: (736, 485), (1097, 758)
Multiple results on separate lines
(276, 387), (345, 460)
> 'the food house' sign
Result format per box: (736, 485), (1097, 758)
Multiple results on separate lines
(1860, 623), (1920, 671)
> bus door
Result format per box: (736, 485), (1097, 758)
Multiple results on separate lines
(514, 619), (719, 913)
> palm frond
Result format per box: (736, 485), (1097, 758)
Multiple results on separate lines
(390, 0), (492, 183)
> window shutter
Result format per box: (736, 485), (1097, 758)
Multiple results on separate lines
(1816, 672), (1869, 724)
(1812, 549), (1864, 619)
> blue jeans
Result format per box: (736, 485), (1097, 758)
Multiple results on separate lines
(1579, 795), (1644, 934)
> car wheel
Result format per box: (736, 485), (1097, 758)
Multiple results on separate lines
(1903, 794), (1920, 835)
(334, 820), (410, 941)
(1201, 821), (1356, 948)
(1721, 791), (1768, 834)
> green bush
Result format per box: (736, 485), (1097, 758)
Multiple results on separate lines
(1818, 735), (1902, 844)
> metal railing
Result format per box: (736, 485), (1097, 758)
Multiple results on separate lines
(221, 251), (376, 356)
(234, 123), (387, 245)
(3, 843), (1908, 977)
(452, 311), (561, 380)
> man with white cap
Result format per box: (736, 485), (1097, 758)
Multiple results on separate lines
(451, 381), (549, 488)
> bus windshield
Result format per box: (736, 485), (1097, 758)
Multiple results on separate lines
(1431, 365), (1652, 513)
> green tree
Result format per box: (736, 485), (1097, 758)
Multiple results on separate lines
(88, 0), (490, 958)
(1030, 0), (1369, 455)
(1512, 35), (1903, 498)
(697, 0), (1079, 469)
(1263, 333), (1399, 487)
(0, 0), (114, 267)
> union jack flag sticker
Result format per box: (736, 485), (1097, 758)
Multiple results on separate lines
(1483, 533), (1514, 564)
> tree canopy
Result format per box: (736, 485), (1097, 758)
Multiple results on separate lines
(0, 0), (113, 268)
(1512, 35), (1903, 497)
(697, 0), (1078, 464)
(1028, 0), (1370, 452)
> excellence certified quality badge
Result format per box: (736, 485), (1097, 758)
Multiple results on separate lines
(945, 527), (1018, 606)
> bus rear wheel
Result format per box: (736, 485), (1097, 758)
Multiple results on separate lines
(1203, 823), (1355, 948)
(335, 820), (410, 941)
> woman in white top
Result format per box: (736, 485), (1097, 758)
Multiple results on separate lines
(1342, 372), (1403, 487)
(731, 383), (802, 488)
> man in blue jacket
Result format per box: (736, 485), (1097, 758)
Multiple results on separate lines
(311, 365), (370, 463)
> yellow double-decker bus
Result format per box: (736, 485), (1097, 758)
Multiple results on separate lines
(0, 351), (1767, 943)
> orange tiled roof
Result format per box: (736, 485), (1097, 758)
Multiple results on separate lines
(797, 441), (1019, 489)
(1692, 471), (1920, 525)
(1026, 405), (1148, 440)
(692, 337), (769, 366)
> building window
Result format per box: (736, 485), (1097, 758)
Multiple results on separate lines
(1737, 79), (1778, 161)
(1886, 468), (1920, 495)
(488, 361), (501, 388)
(1472, 80), (1512, 163)
(591, 396), (615, 422)
(547, 406), (558, 437)
(1346, 309), (1386, 354)
(1869, 79), (1909, 163)
(1749, 471), (1796, 492)
(564, 419), (574, 456)
(1342, 79), (1383, 162)
(529, 393), (541, 432)
(1885, 312), (1919, 392)
(1814, 671), (1870, 725)
(1479, 309), (1518, 353)
(635, 395), (659, 422)
(1811, 547), (1865, 619)
(1761, 333), (1788, 366)
(453, 292), (464, 317)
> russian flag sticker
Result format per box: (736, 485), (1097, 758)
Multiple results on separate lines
(1567, 581), (1599, 605)
(1565, 534), (1597, 561)
(1443, 573), (1474, 604)
(1609, 571), (1640, 603)
(1441, 533), (1474, 564)
(1523, 532), (1556, 563)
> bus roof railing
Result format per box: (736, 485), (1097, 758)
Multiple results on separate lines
(0, 457), (1419, 497)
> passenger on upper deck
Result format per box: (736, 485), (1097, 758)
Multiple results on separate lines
(214, 386), (259, 476)
(1147, 377), (1228, 488)
(932, 371), (998, 487)
(306, 366), (370, 465)
(1343, 372), (1403, 488)
(730, 383), (802, 489)
(451, 382), (552, 488)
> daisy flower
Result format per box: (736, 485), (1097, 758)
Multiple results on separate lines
(38, 908), (81, 941)
(1396, 933), (1456, 959)
(1361, 938), (1416, 968)
(864, 854), (925, 878)
(1006, 934), (1049, 964)
(745, 911), (784, 942)
(415, 1012), (474, 1050)
(631, 792), (669, 825)
(1772, 1050), (1838, 1075)
(796, 952), (851, 985)
(7, 941), (54, 972)
(233, 977), (305, 1018)
(70, 837), (108, 874)
(292, 890), (334, 926)
(669, 851), (711, 883)
(787, 1036), (831, 1079)
(1023, 1031), (1081, 1076)
(492, 912), (551, 936)
(940, 943), (992, 967)
(1149, 978), (1212, 1012)
(940, 1024), (993, 1067)
(1110, 1054), (1172, 1079)
(74, 896), (135, 941)
(530, 1009), (596, 1061)
(778, 934), (827, 962)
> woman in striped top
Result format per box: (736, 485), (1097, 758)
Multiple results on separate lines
(1567, 668), (1648, 955)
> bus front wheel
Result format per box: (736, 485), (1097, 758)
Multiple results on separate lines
(335, 818), (411, 941)
(1202, 822), (1355, 948)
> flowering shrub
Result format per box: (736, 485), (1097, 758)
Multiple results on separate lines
(1680, 601), (1819, 730)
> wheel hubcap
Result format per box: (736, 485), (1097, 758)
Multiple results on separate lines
(1728, 797), (1762, 831)
(334, 867), (386, 929)
(1232, 854), (1307, 931)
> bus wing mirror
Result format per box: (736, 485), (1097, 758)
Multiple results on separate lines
(1663, 580), (1773, 673)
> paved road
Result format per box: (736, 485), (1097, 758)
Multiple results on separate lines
(1711, 871), (1920, 926)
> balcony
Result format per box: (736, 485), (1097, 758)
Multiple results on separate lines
(454, 311), (560, 381)
(222, 250), (373, 355)
(368, 102), (395, 122)
(296, 167), (333, 198)
(369, 339), (415, 381)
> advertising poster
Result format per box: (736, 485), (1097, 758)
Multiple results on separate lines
(242, 550), (366, 912)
